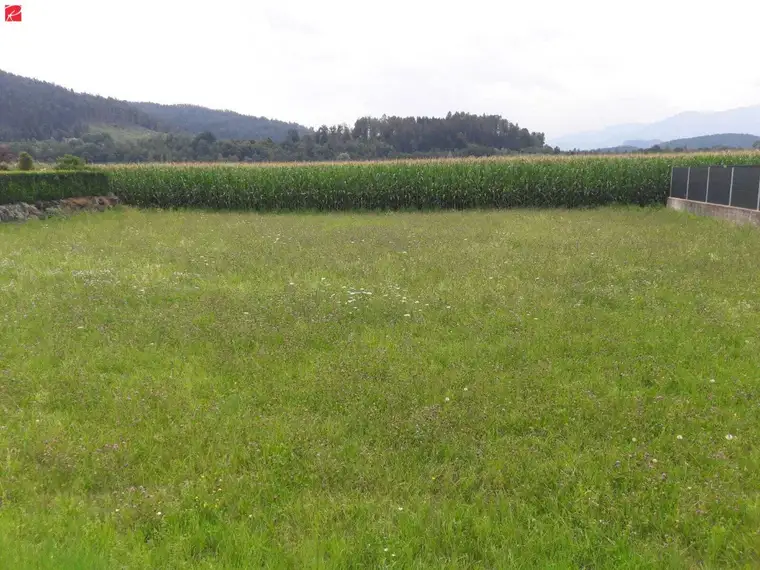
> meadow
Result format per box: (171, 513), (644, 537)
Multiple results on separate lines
(1, 206), (759, 568)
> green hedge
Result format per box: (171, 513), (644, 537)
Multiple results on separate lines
(0, 171), (110, 205)
(107, 153), (760, 211)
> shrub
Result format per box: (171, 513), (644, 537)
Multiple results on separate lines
(55, 154), (88, 171)
(0, 172), (110, 205)
(17, 152), (34, 171)
(336, 152), (351, 161)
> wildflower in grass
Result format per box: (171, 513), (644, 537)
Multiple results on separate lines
(404, 314), (411, 317)
(725, 434), (735, 440)
(445, 397), (450, 402)
(157, 511), (162, 516)
(676, 435), (683, 440)
(710, 379), (716, 383)
(398, 507), (403, 511)
(632, 438), (637, 442)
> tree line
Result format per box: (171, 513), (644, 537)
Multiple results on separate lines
(5, 113), (557, 164)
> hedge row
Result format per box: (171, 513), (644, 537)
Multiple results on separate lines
(107, 154), (760, 211)
(0, 171), (110, 205)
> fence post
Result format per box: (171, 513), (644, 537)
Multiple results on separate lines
(729, 167), (735, 207)
(686, 167), (691, 200)
(705, 166), (711, 203)
(756, 169), (760, 210)
(669, 167), (674, 198)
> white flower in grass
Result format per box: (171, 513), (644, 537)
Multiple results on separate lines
(445, 397), (450, 403)
(676, 435), (683, 440)
(404, 314), (411, 317)
(156, 511), (162, 516)
(710, 379), (716, 384)
(725, 434), (735, 441)
(631, 438), (637, 442)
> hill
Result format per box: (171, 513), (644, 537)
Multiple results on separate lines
(659, 133), (760, 150)
(553, 106), (760, 150)
(0, 70), (166, 141)
(0, 70), (309, 143)
(133, 103), (309, 142)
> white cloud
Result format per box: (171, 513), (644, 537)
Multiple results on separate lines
(1, 0), (759, 138)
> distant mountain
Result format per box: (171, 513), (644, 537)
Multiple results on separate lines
(132, 103), (309, 142)
(658, 133), (760, 150)
(621, 139), (662, 149)
(594, 133), (760, 153)
(0, 69), (309, 143)
(553, 105), (760, 150)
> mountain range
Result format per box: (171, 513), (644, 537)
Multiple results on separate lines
(552, 106), (760, 150)
(0, 70), (309, 143)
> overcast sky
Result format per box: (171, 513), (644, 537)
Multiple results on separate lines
(2, 0), (760, 141)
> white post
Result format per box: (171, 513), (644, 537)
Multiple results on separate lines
(756, 170), (760, 210)
(705, 167), (711, 203)
(729, 167), (735, 207)
(669, 167), (675, 197)
(686, 167), (691, 200)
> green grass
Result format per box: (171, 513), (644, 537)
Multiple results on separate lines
(1, 206), (759, 568)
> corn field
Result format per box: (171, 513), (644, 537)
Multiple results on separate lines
(5, 153), (760, 210)
(106, 153), (760, 211)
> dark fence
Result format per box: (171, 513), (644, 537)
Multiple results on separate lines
(670, 166), (760, 210)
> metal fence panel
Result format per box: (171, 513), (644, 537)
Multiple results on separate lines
(671, 167), (688, 199)
(687, 167), (709, 202)
(729, 167), (760, 210)
(706, 166), (732, 206)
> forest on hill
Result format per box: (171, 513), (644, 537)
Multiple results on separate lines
(0, 70), (554, 163)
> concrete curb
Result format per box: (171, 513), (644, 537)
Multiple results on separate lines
(667, 197), (760, 227)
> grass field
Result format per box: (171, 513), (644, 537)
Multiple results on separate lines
(1, 206), (759, 568)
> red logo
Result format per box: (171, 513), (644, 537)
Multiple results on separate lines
(5, 5), (22, 22)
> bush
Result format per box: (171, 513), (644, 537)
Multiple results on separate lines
(55, 154), (88, 171)
(17, 152), (34, 171)
(336, 152), (351, 161)
(0, 171), (110, 205)
(0, 164), (10, 172)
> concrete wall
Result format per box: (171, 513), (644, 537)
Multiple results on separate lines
(667, 197), (760, 227)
